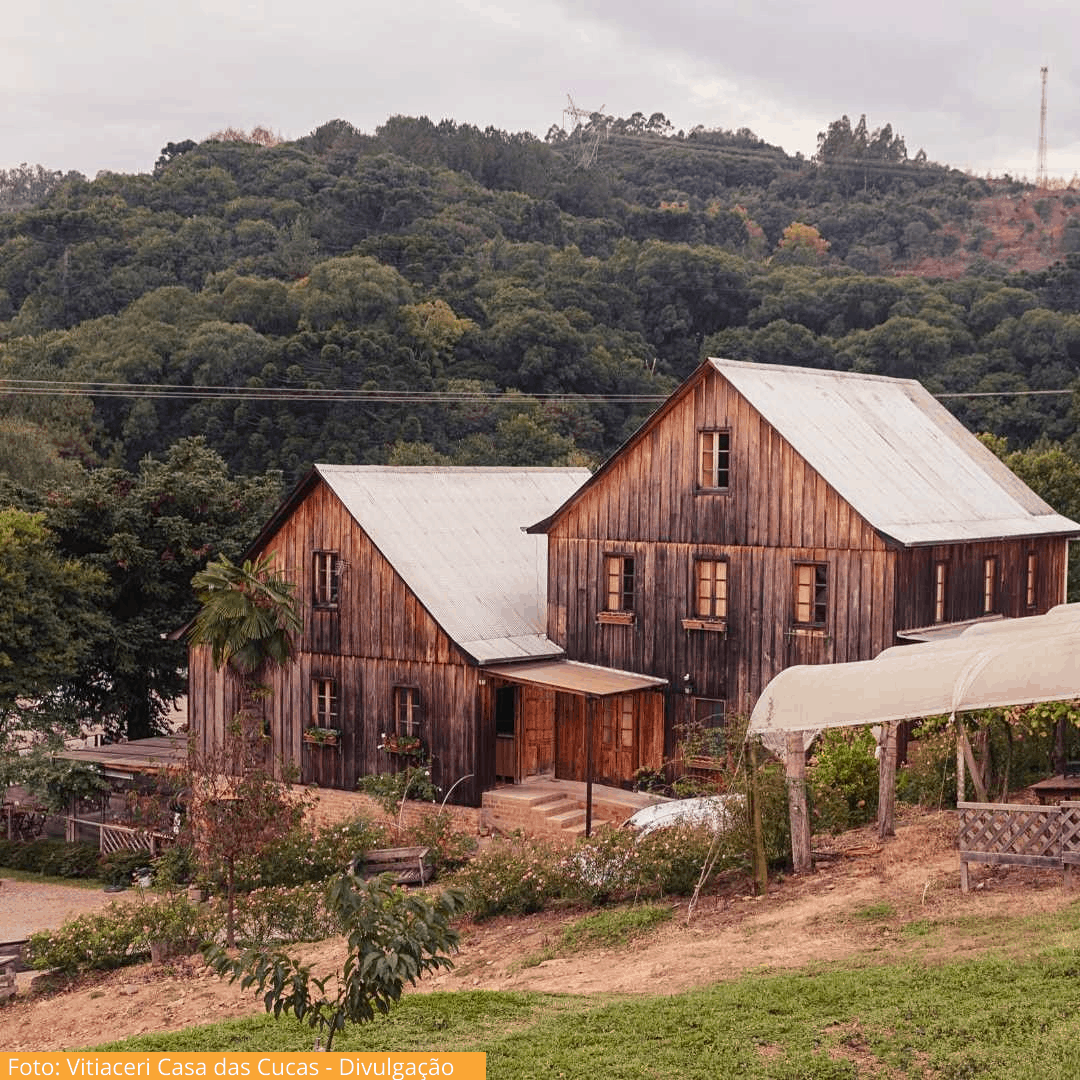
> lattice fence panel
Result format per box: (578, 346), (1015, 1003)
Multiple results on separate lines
(958, 804), (1061, 859)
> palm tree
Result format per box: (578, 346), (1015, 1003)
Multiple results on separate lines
(187, 552), (302, 768)
(186, 552), (304, 945)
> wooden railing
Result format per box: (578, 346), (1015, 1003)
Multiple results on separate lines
(957, 801), (1080, 891)
(68, 817), (175, 855)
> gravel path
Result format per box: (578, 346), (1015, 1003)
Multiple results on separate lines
(0, 878), (135, 941)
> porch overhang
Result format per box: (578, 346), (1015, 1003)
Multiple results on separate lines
(54, 735), (188, 780)
(481, 658), (667, 697)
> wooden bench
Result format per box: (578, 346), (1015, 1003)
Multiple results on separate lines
(352, 846), (434, 886)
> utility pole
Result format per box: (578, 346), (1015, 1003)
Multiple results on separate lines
(1036, 65), (1048, 190)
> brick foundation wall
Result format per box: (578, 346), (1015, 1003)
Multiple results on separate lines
(295, 786), (483, 835)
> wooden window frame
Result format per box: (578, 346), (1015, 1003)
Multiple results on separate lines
(691, 697), (727, 760)
(697, 429), (731, 492)
(394, 686), (421, 739)
(313, 550), (340, 608)
(793, 561), (828, 628)
(599, 553), (636, 625)
(983, 556), (998, 615)
(933, 561), (948, 624)
(311, 677), (338, 728)
(1026, 552), (1037, 609)
(602, 696), (636, 748)
(619, 696), (634, 749)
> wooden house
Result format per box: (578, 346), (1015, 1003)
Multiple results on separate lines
(527, 358), (1080, 783)
(189, 360), (1079, 806)
(188, 465), (666, 807)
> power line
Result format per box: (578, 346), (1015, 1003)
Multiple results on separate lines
(0, 377), (1074, 404)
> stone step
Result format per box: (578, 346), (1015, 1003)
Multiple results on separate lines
(546, 807), (586, 829)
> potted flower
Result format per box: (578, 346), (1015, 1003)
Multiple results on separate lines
(379, 732), (423, 756)
(303, 726), (340, 747)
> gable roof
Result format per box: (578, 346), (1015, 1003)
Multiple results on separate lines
(530, 358), (1080, 546)
(313, 465), (589, 664)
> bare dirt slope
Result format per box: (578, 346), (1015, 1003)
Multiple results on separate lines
(0, 808), (1072, 1051)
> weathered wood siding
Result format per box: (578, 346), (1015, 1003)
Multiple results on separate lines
(892, 537), (1069, 630)
(550, 690), (665, 787)
(546, 367), (894, 717)
(188, 478), (489, 805)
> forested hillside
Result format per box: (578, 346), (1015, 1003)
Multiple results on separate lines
(2, 112), (1080, 742)
(2, 113), (1080, 481)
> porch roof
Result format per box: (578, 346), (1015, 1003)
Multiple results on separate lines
(55, 735), (188, 779)
(482, 658), (667, 697)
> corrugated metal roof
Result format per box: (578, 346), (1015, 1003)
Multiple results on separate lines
(316, 466), (589, 664)
(482, 658), (668, 697)
(711, 359), (1080, 545)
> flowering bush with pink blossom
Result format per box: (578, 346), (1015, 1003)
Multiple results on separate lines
(450, 837), (569, 918)
(230, 881), (342, 946)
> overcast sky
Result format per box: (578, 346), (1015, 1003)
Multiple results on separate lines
(5, 0), (1079, 182)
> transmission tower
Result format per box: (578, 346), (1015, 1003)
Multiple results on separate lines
(562, 94), (609, 168)
(1036, 65), (1048, 189)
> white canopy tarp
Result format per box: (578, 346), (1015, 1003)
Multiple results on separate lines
(749, 603), (1080, 739)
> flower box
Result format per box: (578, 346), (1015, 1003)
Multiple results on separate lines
(380, 733), (423, 756)
(303, 727), (340, 747)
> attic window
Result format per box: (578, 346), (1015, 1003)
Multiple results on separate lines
(698, 430), (730, 490)
(313, 551), (339, 607)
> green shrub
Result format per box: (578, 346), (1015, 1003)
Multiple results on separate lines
(451, 837), (567, 919)
(25, 894), (218, 973)
(403, 812), (477, 873)
(238, 816), (389, 890)
(637, 825), (730, 895)
(231, 882), (342, 946)
(152, 844), (196, 888)
(560, 828), (643, 904)
(356, 761), (438, 813)
(808, 728), (879, 832)
(99, 848), (153, 887)
(0, 839), (100, 878)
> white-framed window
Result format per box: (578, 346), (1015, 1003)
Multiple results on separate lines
(698, 430), (731, 490)
(313, 551), (339, 607)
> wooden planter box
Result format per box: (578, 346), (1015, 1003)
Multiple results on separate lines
(303, 730), (340, 748)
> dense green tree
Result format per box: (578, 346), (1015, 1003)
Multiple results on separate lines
(0, 508), (107, 750)
(40, 439), (282, 741)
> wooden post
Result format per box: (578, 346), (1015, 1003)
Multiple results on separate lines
(877, 722), (896, 839)
(954, 713), (966, 806)
(749, 738), (768, 896)
(585, 698), (594, 838)
(785, 732), (812, 874)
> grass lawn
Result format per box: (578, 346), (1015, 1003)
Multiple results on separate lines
(90, 905), (1080, 1079)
